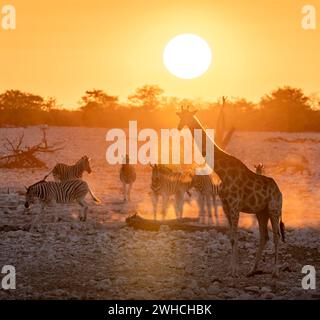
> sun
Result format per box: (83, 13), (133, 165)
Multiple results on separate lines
(163, 34), (212, 79)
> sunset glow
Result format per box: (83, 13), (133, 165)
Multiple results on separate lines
(1, 0), (319, 107)
(163, 34), (212, 79)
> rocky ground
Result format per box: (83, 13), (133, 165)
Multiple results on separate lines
(0, 192), (319, 300)
(0, 127), (319, 300)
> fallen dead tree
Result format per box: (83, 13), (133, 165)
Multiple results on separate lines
(0, 224), (31, 232)
(0, 127), (63, 169)
(125, 214), (228, 233)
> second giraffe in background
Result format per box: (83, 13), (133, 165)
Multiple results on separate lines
(120, 154), (136, 202)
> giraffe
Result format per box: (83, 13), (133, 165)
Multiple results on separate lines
(176, 107), (285, 277)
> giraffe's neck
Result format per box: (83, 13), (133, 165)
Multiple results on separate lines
(188, 116), (233, 181)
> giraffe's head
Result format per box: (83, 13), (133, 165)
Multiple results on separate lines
(176, 106), (197, 130)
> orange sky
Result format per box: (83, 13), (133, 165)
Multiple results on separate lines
(0, 0), (319, 108)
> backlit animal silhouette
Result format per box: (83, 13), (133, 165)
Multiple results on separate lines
(150, 164), (192, 220)
(191, 174), (219, 225)
(25, 179), (100, 226)
(177, 107), (285, 277)
(51, 156), (92, 181)
(120, 154), (136, 201)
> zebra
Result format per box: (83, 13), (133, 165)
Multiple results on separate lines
(191, 174), (220, 225)
(120, 154), (136, 202)
(24, 179), (100, 226)
(49, 156), (92, 182)
(150, 164), (192, 220)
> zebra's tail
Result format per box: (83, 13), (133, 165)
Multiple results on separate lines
(43, 169), (53, 181)
(88, 188), (101, 203)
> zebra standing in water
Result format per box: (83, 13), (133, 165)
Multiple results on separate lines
(119, 154), (136, 202)
(25, 179), (100, 226)
(192, 174), (220, 225)
(150, 164), (192, 220)
(50, 156), (92, 181)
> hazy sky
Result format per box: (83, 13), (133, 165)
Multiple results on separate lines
(0, 0), (319, 108)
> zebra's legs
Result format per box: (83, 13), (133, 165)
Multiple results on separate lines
(128, 183), (133, 201)
(77, 198), (89, 222)
(206, 194), (213, 225)
(161, 193), (169, 220)
(122, 182), (127, 201)
(30, 201), (46, 232)
(213, 194), (219, 226)
(151, 192), (158, 220)
(175, 192), (184, 220)
(196, 193), (205, 224)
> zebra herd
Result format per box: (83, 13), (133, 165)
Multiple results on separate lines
(24, 155), (223, 225)
(150, 164), (220, 224)
(24, 156), (99, 224)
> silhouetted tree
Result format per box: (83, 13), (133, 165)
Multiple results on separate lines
(79, 89), (119, 112)
(0, 90), (49, 111)
(260, 86), (312, 131)
(128, 85), (164, 110)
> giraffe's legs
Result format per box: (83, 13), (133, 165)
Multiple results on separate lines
(224, 205), (240, 277)
(270, 212), (281, 278)
(248, 210), (269, 276)
(230, 212), (240, 277)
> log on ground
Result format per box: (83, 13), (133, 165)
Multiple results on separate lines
(125, 214), (228, 233)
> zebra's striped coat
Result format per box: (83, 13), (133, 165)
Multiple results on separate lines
(25, 179), (100, 223)
(120, 155), (136, 201)
(52, 156), (92, 181)
(191, 174), (220, 225)
(150, 164), (192, 220)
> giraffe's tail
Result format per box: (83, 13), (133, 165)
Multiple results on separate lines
(280, 219), (285, 242)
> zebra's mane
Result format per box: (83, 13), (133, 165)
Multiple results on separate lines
(27, 180), (47, 190)
(76, 155), (88, 163)
(157, 165), (193, 183)
(157, 164), (173, 175)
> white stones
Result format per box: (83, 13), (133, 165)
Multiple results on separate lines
(96, 279), (112, 290)
(261, 286), (272, 293)
(207, 285), (219, 296)
(244, 286), (260, 293)
(188, 279), (198, 291)
(262, 292), (275, 300)
(207, 281), (220, 295)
